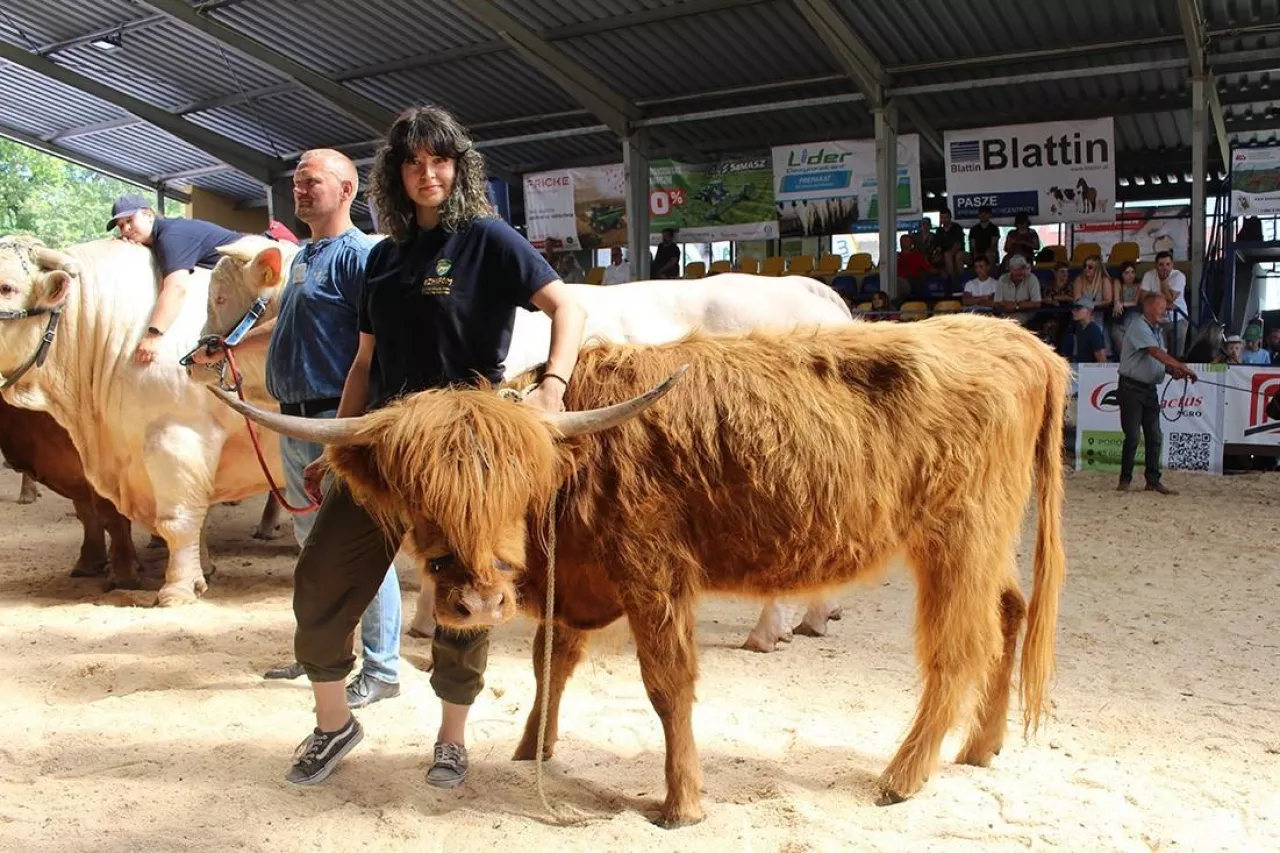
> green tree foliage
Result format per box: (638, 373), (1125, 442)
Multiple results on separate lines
(0, 138), (185, 248)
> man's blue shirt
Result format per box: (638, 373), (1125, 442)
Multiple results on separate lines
(265, 228), (379, 405)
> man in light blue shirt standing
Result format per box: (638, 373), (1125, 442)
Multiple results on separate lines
(196, 149), (403, 706)
(1117, 291), (1198, 495)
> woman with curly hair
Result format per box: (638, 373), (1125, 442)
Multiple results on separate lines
(283, 104), (586, 789)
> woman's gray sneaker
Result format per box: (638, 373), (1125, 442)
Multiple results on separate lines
(286, 716), (364, 785)
(425, 741), (468, 788)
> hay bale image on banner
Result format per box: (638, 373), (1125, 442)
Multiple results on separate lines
(944, 117), (1116, 224)
(522, 164), (627, 250)
(648, 156), (778, 243)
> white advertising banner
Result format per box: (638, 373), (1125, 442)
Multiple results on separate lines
(1230, 147), (1280, 217)
(771, 135), (921, 236)
(522, 164), (627, 251)
(1222, 365), (1280, 446)
(944, 117), (1117, 224)
(1074, 363), (1225, 475)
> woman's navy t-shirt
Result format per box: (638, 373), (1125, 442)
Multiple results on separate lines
(357, 216), (558, 409)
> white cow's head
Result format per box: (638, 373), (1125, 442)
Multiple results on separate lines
(206, 235), (301, 335)
(0, 235), (79, 388)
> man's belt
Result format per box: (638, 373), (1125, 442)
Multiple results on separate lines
(280, 397), (342, 417)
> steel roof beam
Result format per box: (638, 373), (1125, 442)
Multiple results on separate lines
(791, 0), (944, 158)
(134, 0), (395, 134)
(1177, 0), (1231, 165)
(0, 41), (285, 184)
(0, 124), (190, 202)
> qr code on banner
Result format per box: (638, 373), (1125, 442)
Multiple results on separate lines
(1168, 432), (1212, 471)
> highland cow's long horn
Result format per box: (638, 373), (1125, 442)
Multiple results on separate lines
(206, 386), (375, 446)
(32, 247), (79, 276)
(542, 364), (689, 439)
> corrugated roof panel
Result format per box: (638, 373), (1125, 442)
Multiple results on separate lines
(185, 90), (372, 157)
(0, 59), (128, 138)
(558, 2), (835, 100)
(45, 18), (287, 111)
(489, 0), (695, 30)
(62, 122), (224, 178)
(187, 167), (266, 203)
(349, 51), (580, 123)
(211, 0), (499, 76)
(1203, 0), (1280, 27)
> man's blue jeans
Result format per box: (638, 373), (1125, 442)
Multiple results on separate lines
(281, 410), (401, 683)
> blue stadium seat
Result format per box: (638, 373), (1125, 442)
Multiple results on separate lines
(830, 274), (859, 299)
(921, 275), (949, 298)
(859, 273), (881, 296)
(1034, 269), (1054, 289)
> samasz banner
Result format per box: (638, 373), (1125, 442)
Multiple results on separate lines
(1074, 363), (1225, 475)
(945, 117), (1116, 224)
(522, 164), (627, 251)
(648, 156), (777, 243)
(771, 135), (921, 237)
(1230, 147), (1280, 217)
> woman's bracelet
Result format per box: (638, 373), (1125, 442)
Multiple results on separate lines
(542, 372), (569, 388)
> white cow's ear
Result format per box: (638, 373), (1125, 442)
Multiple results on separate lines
(252, 248), (283, 290)
(35, 271), (72, 311)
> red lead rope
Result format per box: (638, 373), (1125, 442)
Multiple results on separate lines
(223, 347), (319, 515)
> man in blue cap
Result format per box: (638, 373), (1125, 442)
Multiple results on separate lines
(107, 193), (245, 365)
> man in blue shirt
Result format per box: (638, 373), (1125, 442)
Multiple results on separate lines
(193, 149), (403, 706)
(109, 194), (244, 366)
(1117, 291), (1198, 495)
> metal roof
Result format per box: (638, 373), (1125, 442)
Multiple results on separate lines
(0, 0), (1276, 220)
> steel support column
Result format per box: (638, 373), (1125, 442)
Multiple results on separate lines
(1190, 77), (1207, 328)
(624, 131), (651, 281)
(875, 103), (899, 297)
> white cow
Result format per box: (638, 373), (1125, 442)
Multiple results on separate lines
(207, 247), (854, 651)
(0, 237), (284, 605)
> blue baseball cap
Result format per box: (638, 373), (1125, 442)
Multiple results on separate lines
(106, 193), (151, 231)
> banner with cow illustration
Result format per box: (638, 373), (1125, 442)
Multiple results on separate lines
(1222, 366), (1280, 446)
(1230, 146), (1280, 217)
(944, 117), (1116, 225)
(648, 156), (778, 243)
(522, 164), (627, 251)
(1074, 363), (1225, 475)
(770, 135), (922, 238)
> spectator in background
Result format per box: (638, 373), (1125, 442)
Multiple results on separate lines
(1223, 334), (1244, 364)
(994, 254), (1043, 326)
(1267, 327), (1280, 364)
(1045, 261), (1074, 306)
(553, 250), (585, 284)
(1140, 250), (1188, 356)
(896, 233), (932, 295)
(868, 290), (896, 320)
(934, 207), (965, 283)
(961, 255), (997, 307)
(652, 228), (681, 279)
(601, 245), (630, 285)
(1070, 297), (1107, 363)
(1241, 323), (1272, 364)
(912, 217), (935, 258)
(1117, 291), (1197, 495)
(968, 205), (999, 268)
(1109, 260), (1141, 354)
(1073, 254), (1111, 310)
(1003, 212), (1040, 267)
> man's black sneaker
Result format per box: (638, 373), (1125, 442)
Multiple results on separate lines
(286, 716), (363, 785)
(346, 672), (400, 709)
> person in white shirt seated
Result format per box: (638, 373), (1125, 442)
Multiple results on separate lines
(1139, 250), (1189, 356)
(601, 245), (630, 285)
(961, 255), (997, 308)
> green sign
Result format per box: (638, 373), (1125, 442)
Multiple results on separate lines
(648, 157), (778, 243)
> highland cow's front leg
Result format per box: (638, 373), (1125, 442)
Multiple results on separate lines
(626, 595), (705, 828)
(514, 622), (588, 761)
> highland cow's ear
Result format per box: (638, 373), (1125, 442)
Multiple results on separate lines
(326, 444), (398, 515)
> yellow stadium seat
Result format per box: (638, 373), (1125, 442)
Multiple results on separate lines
(683, 261), (706, 279)
(709, 259), (732, 274)
(737, 257), (760, 274)
(788, 254), (815, 275)
(760, 256), (786, 276)
(933, 299), (963, 313)
(817, 254), (842, 274)
(856, 301), (873, 313)
(1106, 241), (1139, 265)
(584, 266), (604, 286)
(847, 252), (873, 273)
(1071, 242), (1101, 264)
(898, 300), (929, 321)
(1046, 244), (1068, 264)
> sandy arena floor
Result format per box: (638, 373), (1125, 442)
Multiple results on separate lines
(0, 466), (1277, 853)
